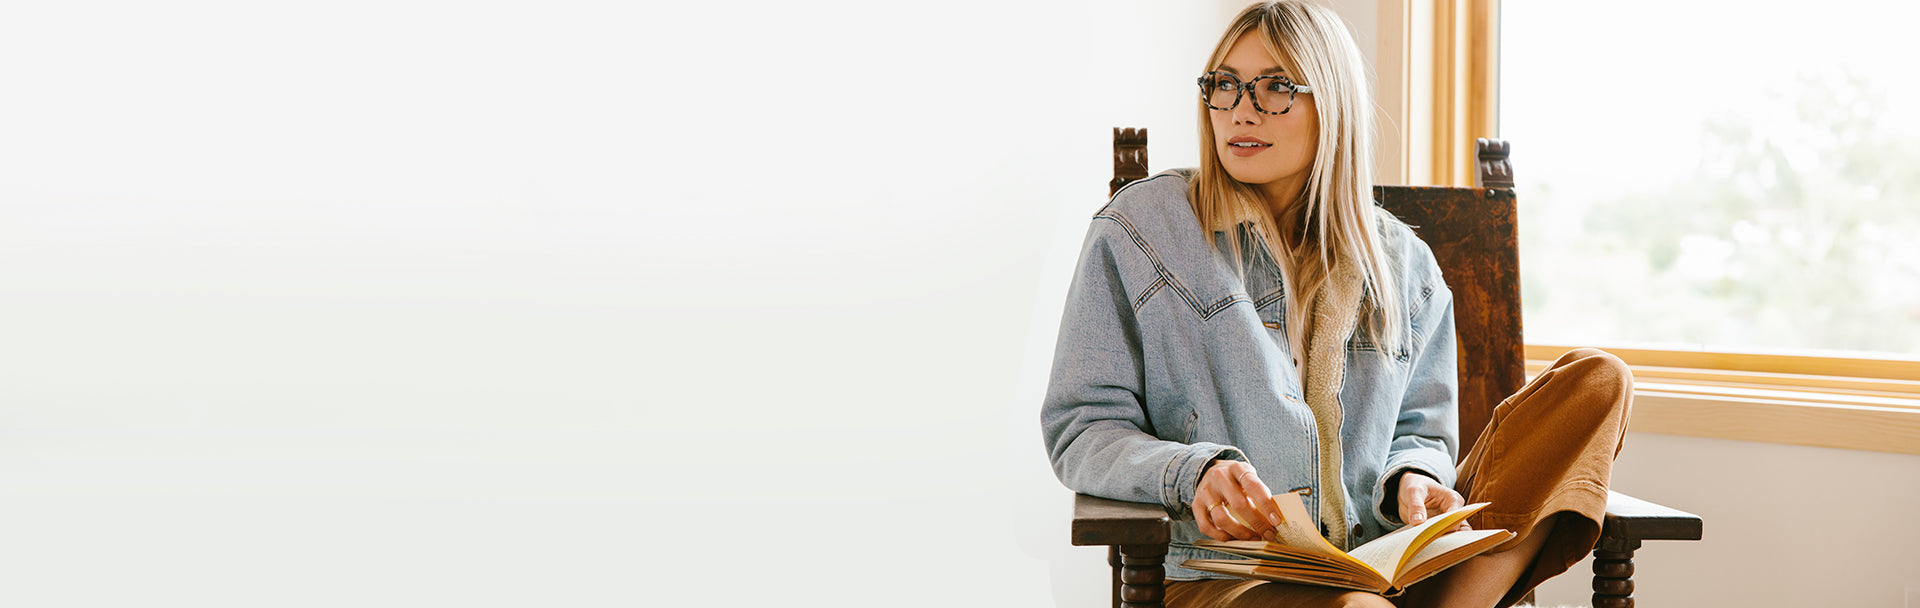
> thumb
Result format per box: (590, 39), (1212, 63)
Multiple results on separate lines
(1406, 484), (1428, 525)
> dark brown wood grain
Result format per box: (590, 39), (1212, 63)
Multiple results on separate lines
(1476, 137), (1515, 189)
(1111, 127), (1149, 197)
(1072, 493), (1171, 547)
(1372, 182), (1521, 454)
(1118, 544), (1169, 608)
(1603, 490), (1704, 541)
(1592, 544), (1638, 608)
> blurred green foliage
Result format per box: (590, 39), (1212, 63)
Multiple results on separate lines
(1520, 71), (1920, 355)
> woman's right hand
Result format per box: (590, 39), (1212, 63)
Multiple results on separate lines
(1193, 459), (1285, 541)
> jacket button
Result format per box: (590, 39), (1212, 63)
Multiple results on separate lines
(1352, 524), (1364, 538)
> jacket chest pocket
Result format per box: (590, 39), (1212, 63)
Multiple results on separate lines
(1253, 291), (1295, 363)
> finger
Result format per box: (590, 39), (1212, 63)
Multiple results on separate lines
(1194, 465), (1234, 539)
(1200, 518), (1233, 541)
(1193, 494), (1216, 535)
(1196, 505), (1229, 541)
(1421, 484), (1462, 520)
(1435, 488), (1465, 513)
(1403, 483), (1429, 525)
(1230, 468), (1284, 528)
(1194, 486), (1230, 530)
(1214, 495), (1259, 539)
(1209, 500), (1259, 540)
(1209, 466), (1264, 534)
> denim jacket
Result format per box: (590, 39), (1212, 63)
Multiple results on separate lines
(1040, 170), (1460, 580)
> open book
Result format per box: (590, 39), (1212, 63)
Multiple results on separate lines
(1182, 490), (1514, 596)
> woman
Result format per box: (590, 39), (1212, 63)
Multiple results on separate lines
(1038, 2), (1631, 607)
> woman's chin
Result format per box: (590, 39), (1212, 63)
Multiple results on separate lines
(1222, 166), (1275, 187)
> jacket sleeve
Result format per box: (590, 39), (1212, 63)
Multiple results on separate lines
(1040, 218), (1244, 519)
(1371, 275), (1461, 526)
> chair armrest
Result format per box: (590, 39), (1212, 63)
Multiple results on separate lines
(1602, 490), (1703, 542)
(1072, 494), (1172, 546)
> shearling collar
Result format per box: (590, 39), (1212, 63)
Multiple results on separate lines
(1302, 253), (1364, 548)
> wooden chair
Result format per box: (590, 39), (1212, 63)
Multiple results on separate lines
(1074, 128), (1702, 608)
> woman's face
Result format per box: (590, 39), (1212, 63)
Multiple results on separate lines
(1210, 32), (1319, 206)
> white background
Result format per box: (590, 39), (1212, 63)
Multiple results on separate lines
(0, 0), (1222, 605)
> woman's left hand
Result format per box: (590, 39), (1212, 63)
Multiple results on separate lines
(1395, 471), (1468, 529)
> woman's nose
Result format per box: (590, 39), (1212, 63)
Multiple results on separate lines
(1232, 97), (1261, 125)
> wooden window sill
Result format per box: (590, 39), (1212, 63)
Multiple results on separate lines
(1528, 345), (1920, 456)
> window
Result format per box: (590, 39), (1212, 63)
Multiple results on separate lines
(1395, 0), (1920, 454)
(1502, 1), (1920, 358)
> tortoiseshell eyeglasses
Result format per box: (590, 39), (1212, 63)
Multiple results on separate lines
(1198, 71), (1314, 115)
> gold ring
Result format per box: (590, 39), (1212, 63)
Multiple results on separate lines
(1210, 501), (1228, 511)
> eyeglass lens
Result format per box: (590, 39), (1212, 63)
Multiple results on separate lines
(1201, 73), (1295, 113)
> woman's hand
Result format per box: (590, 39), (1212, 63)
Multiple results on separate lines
(1395, 470), (1468, 530)
(1193, 460), (1285, 541)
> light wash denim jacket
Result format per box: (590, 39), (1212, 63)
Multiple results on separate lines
(1040, 170), (1460, 580)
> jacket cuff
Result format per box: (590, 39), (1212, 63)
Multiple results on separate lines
(1164, 443), (1245, 520)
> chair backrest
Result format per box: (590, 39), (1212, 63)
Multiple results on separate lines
(1108, 128), (1522, 459)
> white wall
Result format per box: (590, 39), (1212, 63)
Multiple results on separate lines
(0, 0), (1227, 606)
(1530, 433), (1920, 608)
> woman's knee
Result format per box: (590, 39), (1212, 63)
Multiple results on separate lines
(1555, 348), (1632, 398)
(1330, 591), (1395, 608)
(1226, 584), (1396, 608)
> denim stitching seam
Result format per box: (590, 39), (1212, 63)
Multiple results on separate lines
(1098, 211), (1238, 320)
(1253, 289), (1285, 309)
(1135, 276), (1168, 311)
(1096, 177), (1252, 320)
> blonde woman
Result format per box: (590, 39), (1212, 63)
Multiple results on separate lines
(1039, 2), (1631, 607)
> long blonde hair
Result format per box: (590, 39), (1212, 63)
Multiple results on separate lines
(1190, 0), (1404, 358)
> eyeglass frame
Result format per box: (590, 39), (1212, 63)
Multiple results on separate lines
(1196, 71), (1314, 115)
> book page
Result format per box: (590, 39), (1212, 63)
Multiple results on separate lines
(1180, 559), (1384, 593)
(1392, 528), (1514, 588)
(1190, 491), (1386, 584)
(1266, 490), (1353, 560)
(1344, 502), (1489, 578)
(1193, 540), (1366, 576)
(1187, 494), (1509, 594)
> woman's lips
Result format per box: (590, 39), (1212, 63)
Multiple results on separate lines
(1227, 136), (1271, 157)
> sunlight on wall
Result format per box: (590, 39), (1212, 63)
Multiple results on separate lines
(0, 0), (1241, 606)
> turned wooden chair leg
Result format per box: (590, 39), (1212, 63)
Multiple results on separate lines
(1117, 543), (1168, 608)
(1591, 537), (1640, 608)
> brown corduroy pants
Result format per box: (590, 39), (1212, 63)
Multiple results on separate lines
(1166, 348), (1633, 608)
